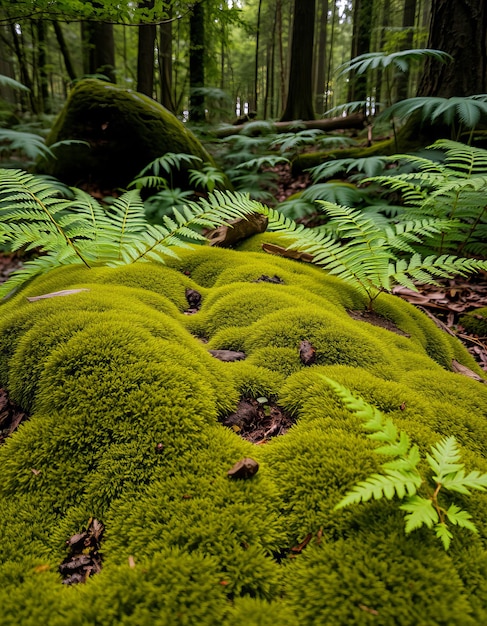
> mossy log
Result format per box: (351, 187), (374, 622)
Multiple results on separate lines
(38, 79), (217, 190)
(0, 245), (486, 625)
(214, 113), (366, 138)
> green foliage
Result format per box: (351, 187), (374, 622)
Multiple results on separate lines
(0, 170), (260, 298)
(378, 95), (487, 139)
(262, 200), (487, 308)
(0, 129), (89, 166)
(337, 49), (452, 77)
(188, 164), (227, 193)
(327, 377), (487, 549)
(368, 140), (487, 257)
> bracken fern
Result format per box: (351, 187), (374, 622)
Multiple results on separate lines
(0, 170), (261, 299)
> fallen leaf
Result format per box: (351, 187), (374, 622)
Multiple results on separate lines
(299, 340), (316, 366)
(26, 289), (89, 302)
(208, 349), (246, 362)
(262, 243), (314, 263)
(185, 288), (202, 310)
(451, 359), (486, 383)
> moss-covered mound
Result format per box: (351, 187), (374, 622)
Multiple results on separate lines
(1, 245), (487, 625)
(39, 79), (215, 189)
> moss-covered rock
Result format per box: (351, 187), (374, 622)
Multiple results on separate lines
(460, 307), (487, 337)
(38, 79), (216, 189)
(0, 246), (486, 625)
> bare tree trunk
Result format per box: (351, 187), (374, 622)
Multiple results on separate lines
(280, 0), (316, 122)
(253, 0), (263, 113)
(53, 21), (77, 81)
(396, 0), (417, 101)
(9, 23), (37, 112)
(159, 7), (174, 111)
(417, 0), (487, 97)
(36, 20), (51, 113)
(348, 0), (373, 103)
(314, 0), (328, 115)
(137, 0), (156, 96)
(189, 1), (205, 121)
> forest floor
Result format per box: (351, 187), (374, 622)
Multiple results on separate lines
(1, 162), (486, 443)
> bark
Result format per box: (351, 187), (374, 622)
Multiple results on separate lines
(53, 21), (77, 81)
(348, 0), (373, 103)
(189, 1), (205, 122)
(214, 113), (366, 138)
(417, 0), (487, 97)
(137, 0), (156, 96)
(253, 0), (263, 112)
(159, 8), (174, 111)
(396, 0), (416, 101)
(314, 0), (328, 115)
(81, 14), (116, 84)
(9, 23), (36, 112)
(280, 0), (316, 122)
(36, 20), (51, 113)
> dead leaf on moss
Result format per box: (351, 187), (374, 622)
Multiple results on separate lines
(184, 288), (202, 314)
(227, 457), (259, 479)
(209, 349), (246, 362)
(26, 289), (89, 302)
(60, 518), (104, 585)
(299, 340), (316, 366)
(253, 275), (284, 284)
(451, 359), (486, 383)
(262, 243), (314, 263)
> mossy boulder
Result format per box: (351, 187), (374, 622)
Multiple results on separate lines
(460, 307), (487, 337)
(0, 246), (487, 625)
(38, 79), (216, 189)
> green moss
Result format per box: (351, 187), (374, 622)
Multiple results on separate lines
(40, 79), (217, 188)
(460, 307), (487, 337)
(1, 245), (486, 624)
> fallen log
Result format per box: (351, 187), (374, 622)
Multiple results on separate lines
(214, 113), (366, 138)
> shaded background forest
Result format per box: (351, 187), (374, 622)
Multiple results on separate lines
(0, 0), (485, 127)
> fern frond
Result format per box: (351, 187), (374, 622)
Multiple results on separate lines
(400, 496), (439, 532)
(335, 470), (420, 509)
(136, 152), (202, 178)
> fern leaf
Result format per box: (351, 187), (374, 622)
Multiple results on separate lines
(400, 495), (439, 532)
(445, 503), (478, 533)
(426, 436), (464, 483)
(441, 468), (487, 494)
(434, 523), (453, 550)
(374, 430), (411, 457)
(335, 470), (420, 509)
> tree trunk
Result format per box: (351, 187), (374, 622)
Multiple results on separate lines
(253, 0), (263, 113)
(81, 12), (116, 84)
(417, 0), (487, 97)
(137, 0), (156, 96)
(314, 0), (328, 115)
(36, 20), (51, 113)
(9, 23), (36, 112)
(396, 0), (417, 101)
(159, 7), (174, 111)
(280, 0), (316, 122)
(53, 21), (77, 81)
(189, 1), (205, 122)
(348, 0), (373, 103)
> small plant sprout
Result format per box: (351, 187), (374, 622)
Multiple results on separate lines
(324, 377), (487, 549)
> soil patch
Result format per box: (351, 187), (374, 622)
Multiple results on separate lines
(347, 309), (411, 337)
(221, 397), (295, 444)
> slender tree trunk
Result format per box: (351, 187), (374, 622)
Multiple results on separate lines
(159, 6), (174, 111)
(417, 0), (487, 97)
(53, 21), (77, 81)
(253, 0), (263, 113)
(81, 9), (116, 84)
(36, 20), (51, 113)
(137, 0), (156, 96)
(348, 0), (373, 103)
(314, 0), (328, 114)
(189, 1), (205, 121)
(396, 0), (417, 101)
(280, 0), (316, 122)
(9, 23), (36, 112)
